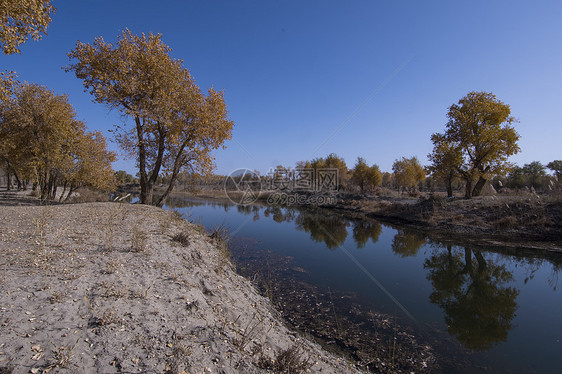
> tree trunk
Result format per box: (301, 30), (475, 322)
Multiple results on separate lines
(135, 116), (151, 205)
(157, 178), (175, 208)
(59, 182), (67, 202)
(474, 250), (487, 272)
(11, 167), (22, 191)
(6, 167), (11, 191)
(40, 169), (48, 200)
(156, 139), (189, 208)
(463, 247), (473, 275)
(136, 118), (167, 206)
(472, 176), (487, 197)
(464, 177), (473, 198)
(146, 123), (167, 205)
(64, 184), (77, 202)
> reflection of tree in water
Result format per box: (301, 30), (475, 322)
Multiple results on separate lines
(165, 196), (232, 212)
(265, 208), (384, 250)
(295, 211), (348, 249)
(424, 246), (519, 350)
(392, 229), (426, 257)
(236, 204), (263, 221)
(352, 221), (382, 248)
(263, 206), (297, 223)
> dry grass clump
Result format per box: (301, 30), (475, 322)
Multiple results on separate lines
(257, 345), (312, 373)
(493, 215), (518, 229)
(100, 281), (127, 299)
(103, 257), (121, 274)
(172, 232), (190, 246)
(164, 342), (192, 374)
(131, 223), (148, 253)
(84, 294), (120, 327)
(68, 187), (110, 203)
(49, 290), (65, 304)
(48, 340), (79, 370)
(209, 224), (232, 271)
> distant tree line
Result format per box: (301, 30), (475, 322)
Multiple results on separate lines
(238, 91), (557, 198)
(257, 153), (426, 195)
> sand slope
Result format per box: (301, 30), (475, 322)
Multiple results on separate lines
(0, 201), (359, 373)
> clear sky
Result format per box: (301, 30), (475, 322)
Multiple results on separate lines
(2, 0), (561, 176)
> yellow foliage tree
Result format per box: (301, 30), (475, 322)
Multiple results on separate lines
(0, 0), (55, 55)
(435, 91), (520, 198)
(351, 157), (382, 193)
(67, 30), (234, 206)
(0, 83), (115, 199)
(309, 153), (348, 190)
(427, 133), (462, 197)
(392, 156), (425, 192)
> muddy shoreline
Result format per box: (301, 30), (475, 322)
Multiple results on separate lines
(231, 239), (466, 373)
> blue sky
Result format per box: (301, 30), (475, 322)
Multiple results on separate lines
(2, 0), (561, 176)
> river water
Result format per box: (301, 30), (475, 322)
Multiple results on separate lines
(164, 196), (562, 373)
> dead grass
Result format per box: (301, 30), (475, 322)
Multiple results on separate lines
(84, 294), (120, 327)
(209, 224), (232, 271)
(68, 188), (110, 203)
(257, 345), (312, 373)
(100, 281), (127, 299)
(130, 223), (148, 253)
(49, 290), (65, 303)
(47, 340), (79, 370)
(493, 215), (518, 229)
(172, 232), (190, 246)
(103, 257), (121, 274)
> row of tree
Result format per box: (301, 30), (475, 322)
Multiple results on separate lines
(266, 149), (560, 197)
(269, 154), (426, 194)
(501, 160), (561, 191)
(0, 83), (116, 200)
(279, 91), (558, 198)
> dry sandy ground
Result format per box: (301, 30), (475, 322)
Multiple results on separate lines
(0, 197), (360, 373)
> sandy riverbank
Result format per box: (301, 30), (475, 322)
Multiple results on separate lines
(0, 193), (360, 373)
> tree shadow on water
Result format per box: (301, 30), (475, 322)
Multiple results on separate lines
(424, 245), (519, 351)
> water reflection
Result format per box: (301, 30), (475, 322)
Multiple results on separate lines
(165, 195), (233, 212)
(424, 245), (519, 350)
(263, 205), (297, 223)
(391, 229), (426, 257)
(352, 221), (382, 248)
(236, 204), (262, 221)
(295, 210), (349, 249)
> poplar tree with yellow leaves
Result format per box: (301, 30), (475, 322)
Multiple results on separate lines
(351, 157), (382, 193)
(66, 30), (234, 206)
(0, 0), (55, 55)
(0, 0), (55, 101)
(0, 83), (115, 199)
(429, 91), (520, 198)
(392, 157), (425, 192)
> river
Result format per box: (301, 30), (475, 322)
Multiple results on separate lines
(164, 196), (562, 373)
